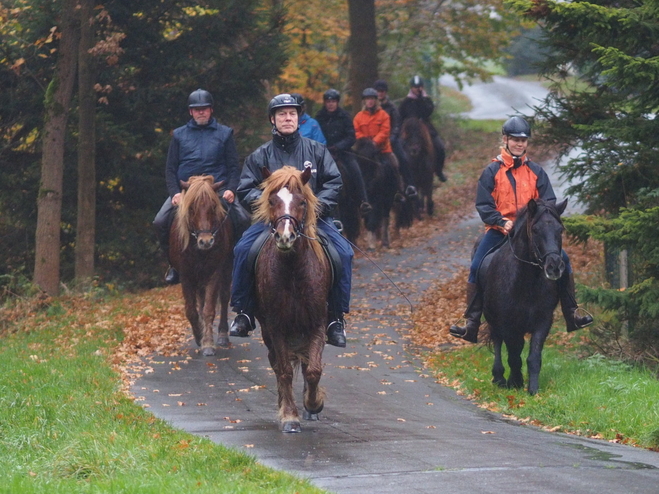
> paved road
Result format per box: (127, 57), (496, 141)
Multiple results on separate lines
(132, 78), (659, 492)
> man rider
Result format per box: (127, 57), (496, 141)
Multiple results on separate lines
(398, 75), (447, 182)
(315, 88), (372, 216)
(373, 79), (417, 198)
(290, 93), (326, 144)
(449, 116), (593, 343)
(153, 88), (244, 284)
(229, 93), (354, 348)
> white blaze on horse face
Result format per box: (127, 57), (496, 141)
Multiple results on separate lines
(277, 187), (295, 240)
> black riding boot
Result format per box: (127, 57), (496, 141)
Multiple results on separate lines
(449, 282), (482, 343)
(559, 273), (593, 332)
(327, 312), (347, 348)
(229, 311), (255, 337)
(160, 246), (179, 285)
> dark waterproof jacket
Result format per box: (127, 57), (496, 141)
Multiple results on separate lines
(380, 98), (402, 140)
(165, 117), (240, 198)
(237, 131), (342, 217)
(315, 107), (356, 152)
(398, 96), (434, 123)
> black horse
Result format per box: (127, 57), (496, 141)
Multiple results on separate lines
(353, 138), (400, 249)
(400, 117), (435, 216)
(334, 154), (362, 245)
(479, 198), (568, 395)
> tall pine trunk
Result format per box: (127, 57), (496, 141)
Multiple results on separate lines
(347, 0), (378, 111)
(75, 0), (97, 287)
(34, 0), (79, 296)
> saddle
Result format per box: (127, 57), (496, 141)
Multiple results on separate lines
(246, 227), (342, 287)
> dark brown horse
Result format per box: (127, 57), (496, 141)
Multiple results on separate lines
(169, 176), (234, 356)
(400, 117), (435, 216)
(253, 165), (332, 432)
(479, 198), (568, 395)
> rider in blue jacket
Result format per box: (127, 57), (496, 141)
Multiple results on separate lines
(229, 93), (353, 348)
(291, 93), (326, 144)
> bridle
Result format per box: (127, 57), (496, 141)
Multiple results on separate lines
(190, 211), (229, 242)
(508, 206), (562, 269)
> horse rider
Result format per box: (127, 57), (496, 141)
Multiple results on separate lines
(229, 93), (354, 348)
(449, 116), (594, 343)
(315, 88), (372, 216)
(153, 88), (248, 284)
(290, 93), (326, 144)
(373, 79), (418, 198)
(398, 75), (447, 182)
(353, 87), (404, 192)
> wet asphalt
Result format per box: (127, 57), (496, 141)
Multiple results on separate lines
(132, 213), (659, 493)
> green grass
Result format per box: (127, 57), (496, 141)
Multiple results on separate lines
(0, 299), (324, 493)
(426, 329), (659, 450)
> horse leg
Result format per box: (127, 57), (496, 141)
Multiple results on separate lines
(199, 284), (217, 357)
(527, 324), (551, 395)
(491, 335), (506, 387)
(216, 266), (231, 348)
(182, 283), (203, 347)
(302, 333), (326, 420)
(366, 230), (377, 251)
(506, 336), (525, 389)
(382, 215), (390, 248)
(267, 339), (300, 432)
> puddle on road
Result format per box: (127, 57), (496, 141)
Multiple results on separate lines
(560, 442), (657, 470)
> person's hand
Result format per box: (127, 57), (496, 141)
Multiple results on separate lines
(223, 190), (235, 203)
(503, 220), (513, 233)
(171, 193), (182, 206)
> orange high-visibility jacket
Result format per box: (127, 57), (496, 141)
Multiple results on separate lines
(353, 108), (392, 153)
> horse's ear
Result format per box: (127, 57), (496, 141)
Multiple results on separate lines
(180, 180), (190, 191)
(527, 198), (538, 216)
(556, 199), (568, 216)
(261, 167), (271, 180)
(301, 165), (312, 185)
(212, 180), (225, 192)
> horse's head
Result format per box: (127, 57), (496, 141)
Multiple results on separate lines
(512, 198), (568, 280)
(400, 117), (430, 160)
(177, 176), (226, 251)
(254, 166), (321, 253)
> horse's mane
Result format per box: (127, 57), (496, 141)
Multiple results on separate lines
(175, 175), (226, 251)
(354, 137), (379, 159)
(510, 199), (561, 239)
(253, 166), (324, 260)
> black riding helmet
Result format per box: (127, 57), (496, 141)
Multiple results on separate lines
(323, 88), (340, 101)
(502, 116), (531, 138)
(373, 79), (388, 92)
(362, 87), (378, 99)
(188, 88), (213, 108)
(267, 93), (302, 119)
(410, 75), (424, 87)
(290, 92), (305, 107)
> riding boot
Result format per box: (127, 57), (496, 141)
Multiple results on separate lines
(229, 311), (255, 337)
(327, 312), (347, 348)
(559, 273), (593, 332)
(449, 282), (482, 343)
(160, 246), (179, 285)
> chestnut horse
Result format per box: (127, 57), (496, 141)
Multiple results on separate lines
(169, 175), (234, 356)
(253, 166), (331, 432)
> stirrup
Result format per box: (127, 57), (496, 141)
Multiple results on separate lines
(326, 318), (347, 348)
(229, 313), (254, 337)
(574, 307), (594, 328)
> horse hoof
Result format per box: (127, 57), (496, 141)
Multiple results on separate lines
(202, 347), (216, 357)
(303, 410), (319, 421)
(282, 421), (301, 433)
(217, 335), (230, 348)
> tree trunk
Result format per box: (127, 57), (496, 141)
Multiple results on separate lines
(34, 0), (79, 296)
(347, 0), (378, 112)
(75, 0), (97, 287)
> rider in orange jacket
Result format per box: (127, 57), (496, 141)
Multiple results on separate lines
(353, 88), (393, 153)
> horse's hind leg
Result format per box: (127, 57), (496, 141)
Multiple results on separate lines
(382, 215), (390, 248)
(492, 336), (506, 387)
(216, 268), (231, 348)
(182, 283), (203, 347)
(200, 285), (217, 356)
(506, 337), (525, 389)
(302, 336), (326, 420)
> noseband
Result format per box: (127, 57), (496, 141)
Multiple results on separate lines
(271, 213), (304, 237)
(509, 206), (562, 269)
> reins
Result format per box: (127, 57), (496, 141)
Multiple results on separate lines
(508, 206), (562, 269)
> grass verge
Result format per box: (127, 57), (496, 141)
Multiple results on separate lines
(0, 295), (324, 493)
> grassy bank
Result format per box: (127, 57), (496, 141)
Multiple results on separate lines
(0, 295), (323, 493)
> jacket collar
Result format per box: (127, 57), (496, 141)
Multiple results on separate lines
(273, 129), (301, 152)
(497, 147), (528, 169)
(188, 117), (218, 130)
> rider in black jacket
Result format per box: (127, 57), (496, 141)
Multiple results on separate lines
(229, 93), (354, 347)
(315, 88), (372, 216)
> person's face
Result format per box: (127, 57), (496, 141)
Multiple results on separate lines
(504, 135), (529, 157)
(376, 89), (387, 102)
(364, 96), (377, 109)
(410, 86), (423, 97)
(272, 107), (299, 135)
(189, 106), (212, 126)
(324, 99), (338, 112)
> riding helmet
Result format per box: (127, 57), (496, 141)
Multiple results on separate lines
(502, 116), (531, 138)
(188, 88), (214, 108)
(267, 93), (301, 118)
(361, 87), (378, 99)
(323, 88), (341, 101)
(290, 92), (305, 107)
(410, 75), (424, 87)
(373, 79), (388, 92)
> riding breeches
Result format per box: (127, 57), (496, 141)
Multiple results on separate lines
(468, 229), (572, 283)
(230, 218), (354, 315)
(153, 197), (176, 251)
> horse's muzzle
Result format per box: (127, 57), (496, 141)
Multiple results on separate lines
(273, 229), (297, 251)
(543, 253), (565, 281)
(196, 234), (215, 250)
